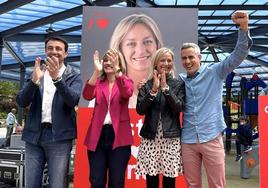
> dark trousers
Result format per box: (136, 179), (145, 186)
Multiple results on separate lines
(88, 125), (131, 188)
(146, 175), (175, 188)
(4, 126), (13, 147)
(236, 134), (253, 155)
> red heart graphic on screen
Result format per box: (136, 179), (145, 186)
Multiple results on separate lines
(96, 18), (109, 30)
(88, 18), (94, 30)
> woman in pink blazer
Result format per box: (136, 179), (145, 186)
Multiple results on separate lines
(83, 49), (134, 188)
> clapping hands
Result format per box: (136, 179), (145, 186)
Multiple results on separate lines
(93, 49), (121, 73)
(32, 57), (46, 83)
(93, 50), (102, 72)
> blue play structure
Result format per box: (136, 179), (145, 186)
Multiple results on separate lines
(225, 72), (265, 179)
(243, 74), (267, 115)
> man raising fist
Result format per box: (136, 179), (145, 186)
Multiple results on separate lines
(179, 11), (252, 188)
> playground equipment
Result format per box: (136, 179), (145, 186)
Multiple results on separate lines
(225, 72), (265, 153)
(225, 72), (264, 179)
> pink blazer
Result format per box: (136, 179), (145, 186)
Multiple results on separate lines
(83, 75), (134, 151)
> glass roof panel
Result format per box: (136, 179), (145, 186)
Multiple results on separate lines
(200, 26), (216, 30)
(208, 32), (223, 35)
(222, 20), (235, 24)
(59, 0), (84, 4)
(68, 43), (81, 55)
(236, 68), (255, 74)
(66, 30), (82, 35)
(251, 10), (268, 16)
(20, 5), (64, 14)
(7, 41), (81, 62)
(238, 61), (259, 68)
(214, 26), (233, 30)
(0, 15), (34, 23)
(249, 51), (264, 57)
(255, 67), (268, 73)
(213, 10), (234, 16)
(52, 17), (82, 27)
(244, 59), (262, 66)
(154, 0), (176, 5)
(198, 20), (206, 24)
(25, 27), (81, 35)
(199, 0), (223, 5)
(10, 9), (52, 17)
(0, 1), (83, 32)
(253, 36), (268, 39)
(245, 0), (268, 5)
(25, 15), (82, 34)
(217, 53), (228, 61)
(221, 0), (247, 5)
(256, 20), (268, 24)
(177, 0), (199, 5)
(2, 48), (17, 65)
(206, 20), (224, 24)
(259, 55), (268, 62)
(256, 66), (268, 72)
(199, 32), (211, 35)
(34, 0), (83, 7)
(9, 41), (45, 61)
(198, 11), (214, 16)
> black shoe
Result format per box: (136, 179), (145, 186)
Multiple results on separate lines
(235, 155), (243, 162)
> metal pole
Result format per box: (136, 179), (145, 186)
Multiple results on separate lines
(18, 65), (25, 125)
(0, 38), (3, 77)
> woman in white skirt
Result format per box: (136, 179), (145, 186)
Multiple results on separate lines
(136, 47), (185, 188)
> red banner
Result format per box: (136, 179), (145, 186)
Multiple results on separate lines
(258, 96), (268, 188)
(73, 107), (187, 188)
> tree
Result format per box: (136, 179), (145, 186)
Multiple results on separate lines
(0, 81), (19, 118)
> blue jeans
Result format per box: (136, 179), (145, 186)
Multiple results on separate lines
(25, 127), (72, 188)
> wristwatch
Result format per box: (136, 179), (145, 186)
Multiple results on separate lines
(161, 85), (169, 95)
(52, 76), (62, 83)
(32, 79), (40, 86)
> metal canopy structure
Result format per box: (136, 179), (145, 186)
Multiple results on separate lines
(0, 0), (267, 94)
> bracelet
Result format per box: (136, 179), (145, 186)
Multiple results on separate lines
(116, 68), (122, 74)
(151, 88), (158, 94)
(161, 85), (169, 94)
(150, 89), (158, 96)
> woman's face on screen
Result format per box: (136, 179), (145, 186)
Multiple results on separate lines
(121, 23), (158, 72)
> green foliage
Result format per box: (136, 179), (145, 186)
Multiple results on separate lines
(0, 111), (6, 119)
(0, 81), (19, 116)
(0, 81), (19, 97)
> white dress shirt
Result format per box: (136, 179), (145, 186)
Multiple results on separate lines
(41, 65), (66, 123)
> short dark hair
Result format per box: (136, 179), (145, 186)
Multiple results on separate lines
(45, 36), (68, 52)
(239, 115), (249, 122)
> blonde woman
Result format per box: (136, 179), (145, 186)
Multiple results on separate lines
(136, 47), (185, 188)
(110, 13), (163, 108)
(83, 49), (134, 188)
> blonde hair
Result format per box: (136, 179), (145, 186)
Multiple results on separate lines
(110, 13), (163, 56)
(99, 49), (126, 80)
(148, 47), (176, 80)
